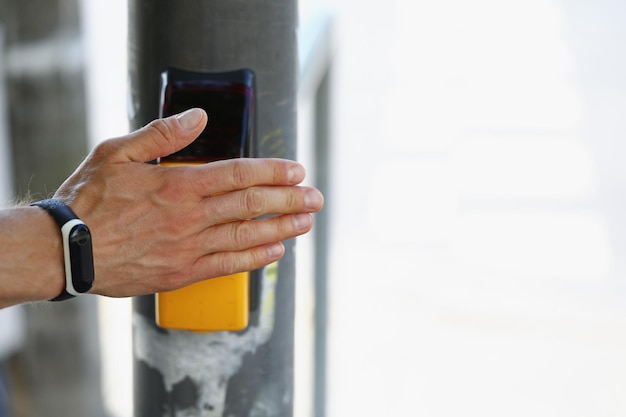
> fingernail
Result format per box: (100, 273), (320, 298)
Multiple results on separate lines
(268, 242), (285, 259)
(293, 213), (312, 231)
(176, 108), (204, 130)
(305, 189), (324, 210)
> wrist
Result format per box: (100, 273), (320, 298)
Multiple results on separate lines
(0, 207), (65, 307)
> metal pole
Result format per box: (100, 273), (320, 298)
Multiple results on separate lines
(128, 1), (298, 416)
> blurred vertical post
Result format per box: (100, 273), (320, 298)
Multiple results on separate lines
(128, 1), (298, 416)
(297, 14), (334, 417)
(0, 25), (14, 202)
(0, 1), (104, 416)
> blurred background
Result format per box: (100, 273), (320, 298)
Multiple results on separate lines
(2, 0), (626, 416)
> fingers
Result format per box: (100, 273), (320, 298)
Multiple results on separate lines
(111, 108), (208, 163)
(183, 158), (307, 196)
(181, 199), (319, 284)
(203, 213), (313, 253)
(205, 185), (324, 224)
(191, 242), (286, 281)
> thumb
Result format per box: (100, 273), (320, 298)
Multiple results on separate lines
(119, 108), (208, 163)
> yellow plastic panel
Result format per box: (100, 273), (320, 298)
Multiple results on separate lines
(155, 161), (250, 332)
(156, 272), (249, 332)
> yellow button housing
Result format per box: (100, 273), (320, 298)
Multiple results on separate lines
(155, 272), (249, 332)
(154, 161), (250, 332)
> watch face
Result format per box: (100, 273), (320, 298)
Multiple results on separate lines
(69, 224), (95, 293)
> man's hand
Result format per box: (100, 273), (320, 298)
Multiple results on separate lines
(54, 108), (323, 298)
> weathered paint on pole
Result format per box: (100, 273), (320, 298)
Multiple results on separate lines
(127, 1), (298, 416)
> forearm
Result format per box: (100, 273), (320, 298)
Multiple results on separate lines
(0, 206), (65, 308)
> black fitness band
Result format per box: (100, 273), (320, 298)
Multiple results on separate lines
(31, 199), (95, 301)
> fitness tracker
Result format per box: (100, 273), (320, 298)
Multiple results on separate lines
(31, 199), (94, 301)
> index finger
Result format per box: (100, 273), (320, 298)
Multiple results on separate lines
(183, 158), (306, 197)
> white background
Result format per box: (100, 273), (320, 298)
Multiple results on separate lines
(319, 0), (626, 416)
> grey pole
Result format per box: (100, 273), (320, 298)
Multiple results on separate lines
(128, 1), (298, 416)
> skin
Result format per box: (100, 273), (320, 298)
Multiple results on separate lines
(0, 108), (323, 308)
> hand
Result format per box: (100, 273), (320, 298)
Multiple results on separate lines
(53, 108), (323, 298)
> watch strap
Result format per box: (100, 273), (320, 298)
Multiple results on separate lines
(31, 199), (92, 301)
(50, 288), (75, 302)
(31, 199), (79, 226)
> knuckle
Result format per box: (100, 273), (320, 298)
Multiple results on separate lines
(268, 217), (289, 240)
(264, 159), (289, 184)
(145, 119), (177, 154)
(217, 254), (240, 276)
(147, 118), (174, 138)
(242, 188), (266, 217)
(233, 221), (256, 248)
(230, 161), (254, 189)
(272, 161), (284, 183)
(286, 189), (300, 210)
(279, 215), (295, 235)
(90, 139), (119, 162)
(155, 172), (185, 202)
